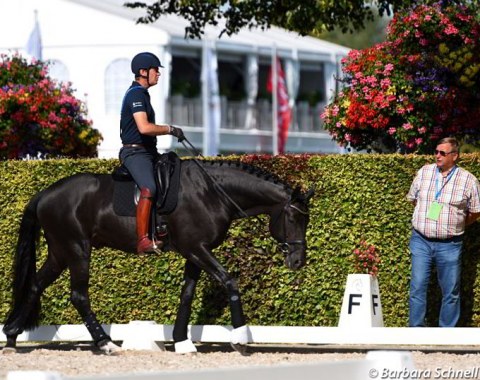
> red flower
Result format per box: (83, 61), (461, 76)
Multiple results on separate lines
(322, 3), (480, 154)
(0, 53), (102, 159)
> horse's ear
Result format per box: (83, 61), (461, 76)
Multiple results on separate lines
(304, 185), (315, 201)
(292, 186), (302, 200)
(292, 186), (315, 203)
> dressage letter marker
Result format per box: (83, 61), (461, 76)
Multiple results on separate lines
(338, 274), (384, 327)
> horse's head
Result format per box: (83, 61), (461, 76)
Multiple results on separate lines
(269, 186), (315, 270)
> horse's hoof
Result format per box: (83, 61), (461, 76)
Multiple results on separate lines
(230, 343), (250, 356)
(99, 341), (123, 355)
(230, 325), (249, 345)
(2, 347), (17, 354)
(174, 339), (197, 354)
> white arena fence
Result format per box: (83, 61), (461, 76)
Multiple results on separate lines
(3, 324), (478, 380)
(2, 323), (480, 346)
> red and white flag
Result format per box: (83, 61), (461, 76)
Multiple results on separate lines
(267, 57), (291, 154)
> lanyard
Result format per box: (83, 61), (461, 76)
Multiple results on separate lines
(435, 166), (457, 201)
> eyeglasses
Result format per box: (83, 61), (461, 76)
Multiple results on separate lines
(435, 150), (457, 157)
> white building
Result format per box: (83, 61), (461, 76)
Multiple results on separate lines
(0, 0), (350, 158)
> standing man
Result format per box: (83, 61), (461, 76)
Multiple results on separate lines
(120, 52), (184, 254)
(407, 137), (480, 327)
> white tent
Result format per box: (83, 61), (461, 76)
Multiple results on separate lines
(0, 0), (350, 157)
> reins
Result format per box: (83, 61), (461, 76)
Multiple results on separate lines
(180, 137), (308, 254)
(180, 138), (250, 219)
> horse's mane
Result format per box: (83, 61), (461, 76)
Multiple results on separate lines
(186, 159), (292, 191)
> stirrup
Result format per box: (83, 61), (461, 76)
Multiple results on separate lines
(152, 239), (164, 254)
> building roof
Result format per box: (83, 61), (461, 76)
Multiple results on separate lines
(67, 0), (350, 61)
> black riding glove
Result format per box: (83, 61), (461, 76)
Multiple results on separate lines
(169, 125), (185, 142)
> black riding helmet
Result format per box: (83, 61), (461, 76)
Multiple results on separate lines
(131, 52), (164, 76)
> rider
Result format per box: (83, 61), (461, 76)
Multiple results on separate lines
(119, 51), (184, 254)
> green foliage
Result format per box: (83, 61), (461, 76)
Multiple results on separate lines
(124, 0), (416, 39)
(124, 1), (479, 39)
(2, 154), (480, 328)
(0, 54), (102, 159)
(314, 8), (390, 50)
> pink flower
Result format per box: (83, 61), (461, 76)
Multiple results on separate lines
(380, 78), (391, 88)
(406, 140), (416, 149)
(444, 25), (459, 35)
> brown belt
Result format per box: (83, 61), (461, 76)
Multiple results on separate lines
(122, 144), (145, 148)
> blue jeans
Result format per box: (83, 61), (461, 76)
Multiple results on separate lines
(409, 229), (463, 327)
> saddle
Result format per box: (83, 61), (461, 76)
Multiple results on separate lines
(112, 151), (181, 219)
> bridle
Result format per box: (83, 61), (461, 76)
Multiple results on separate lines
(275, 202), (309, 255)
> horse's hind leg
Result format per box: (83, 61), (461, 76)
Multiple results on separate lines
(173, 261), (202, 354)
(67, 244), (120, 355)
(3, 256), (66, 352)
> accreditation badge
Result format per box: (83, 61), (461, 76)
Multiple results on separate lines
(426, 201), (443, 221)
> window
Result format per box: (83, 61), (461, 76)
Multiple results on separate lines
(105, 58), (131, 114)
(298, 61), (325, 105)
(48, 60), (69, 84)
(170, 55), (201, 98)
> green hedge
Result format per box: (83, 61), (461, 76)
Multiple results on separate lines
(2, 154), (480, 328)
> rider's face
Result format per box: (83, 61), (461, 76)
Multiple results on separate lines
(148, 67), (160, 85)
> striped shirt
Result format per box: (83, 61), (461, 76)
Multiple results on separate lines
(407, 163), (480, 239)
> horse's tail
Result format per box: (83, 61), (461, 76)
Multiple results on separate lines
(3, 192), (43, 335)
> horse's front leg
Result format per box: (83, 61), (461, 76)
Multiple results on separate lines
(224, 276), (249, 354)
(173, 261), (202, 354)
(186, 250), (249, 355)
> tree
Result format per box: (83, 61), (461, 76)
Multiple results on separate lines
(124, 0), (410, 39)
(125, 1), (479, 39)
(314, 10), (390, 50)
(321, 2), (480, 154)
(0, 54), (102, 159)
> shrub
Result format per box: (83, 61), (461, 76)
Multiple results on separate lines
(0, 54), (102, 159)
(352, 240), (380, 277)
(322, 2), (480, 154)
(2, 154), (480, 328)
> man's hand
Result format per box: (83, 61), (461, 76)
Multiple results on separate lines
(466, 211), (480, 226)
(170, 125), (185, 142)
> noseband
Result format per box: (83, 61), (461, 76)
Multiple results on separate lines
(277, 203), (309, 255)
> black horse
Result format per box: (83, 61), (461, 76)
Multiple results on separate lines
(2, 159), (314, 354)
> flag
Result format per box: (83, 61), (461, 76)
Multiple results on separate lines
(267, 57), (291, 154)
(26, 11), (42, 60)
(201, 40), (221, 156)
